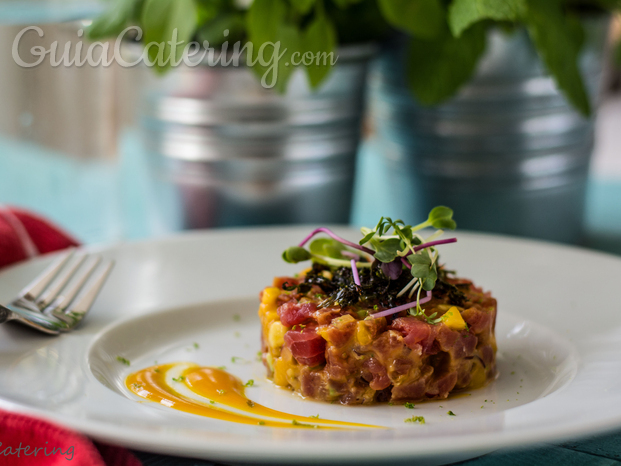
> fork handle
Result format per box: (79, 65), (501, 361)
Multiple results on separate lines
(0, 306), (14, 325)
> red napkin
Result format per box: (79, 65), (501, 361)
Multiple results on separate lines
(0, 409), (141, 465)
(0, 206), (142, 465)
(0, 206), (80, 269)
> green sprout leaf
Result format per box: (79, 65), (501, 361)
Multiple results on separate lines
(282, 246), (311, 263)
(309, 238), (346, 259)
(428, 206), (457, 230)
(373, 237), (402, 263)
(359, 229), (376, 246)
(408, 254), (432, 278)
(408, 254), (437, 290)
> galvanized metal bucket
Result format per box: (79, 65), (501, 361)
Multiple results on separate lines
(369, 19), (609, 244)
(141, 45), (375, 229)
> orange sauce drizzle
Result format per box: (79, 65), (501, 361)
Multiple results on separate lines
(126, 363), (380, 429)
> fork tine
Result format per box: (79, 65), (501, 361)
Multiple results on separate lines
(60, 260), (114, 328)
(17, 248), (75, 303)
(47, 256), (101, 317)
(37, 254), (88, 310)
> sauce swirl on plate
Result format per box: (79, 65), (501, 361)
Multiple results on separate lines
(126, 363), (380, 429)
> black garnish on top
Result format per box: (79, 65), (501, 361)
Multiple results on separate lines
(303, 262), (415, 311)
(434, 268), (469, 307)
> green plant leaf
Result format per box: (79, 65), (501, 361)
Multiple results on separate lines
(303, 5), (337, 88)
(274, 23), (303, 92)
(448, 0), (526, 37)
(141, 0), (198, 72)
(428, 206), (456, 230)
(373, 238), (402, 263)
(289, 0), (316, 15)
(377, 0), (445, 40)
(247, 0), (286, 45)
(246, 0), (301, 92)
(524, 0), (591, 117)
(282, 246), (311, 263)
(406, 23), (486, 105)
(195, 0), (223, 25)
(88, 0), (141, 40)
(331, 0), (366, 8)
(196, 12), (246, 46)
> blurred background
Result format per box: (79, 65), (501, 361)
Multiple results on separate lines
(0, 0), (620, 252)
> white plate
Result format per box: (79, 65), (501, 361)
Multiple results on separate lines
(1, 227), (621, 465)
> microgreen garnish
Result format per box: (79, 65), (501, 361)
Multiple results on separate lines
(258, 421), (265, 425)
(404, 402), (416, 409)
(280, 207), (458, 323)
(172, 376), (185, 382)
(247, 400), (255, 408)
(116, 356), (130, 366)
(404, 416), (425, 424)
(231, 356), (244, 363)
(245, 379), (255, 387)
(233, 314), (241, 322)
(217, 366), (226, 370)
(310, 414), (320, 418)
(193, 342), (199, 349)
(447, 411), (456, 416)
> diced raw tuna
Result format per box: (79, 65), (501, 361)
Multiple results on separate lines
(362, 357), (391, 391)
(261, 267), (497, 405)
(462, 308), (492, 333)
(389, 317), (437, 354)
(284, 329), (326, 366)
(278, 301), (317, 327)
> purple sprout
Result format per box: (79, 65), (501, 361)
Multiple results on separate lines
(371, 291), (433, 319)
(350, 259), (361, 286)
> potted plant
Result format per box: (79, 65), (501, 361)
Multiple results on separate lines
(365, 0), (620, 244)
(89, 0), (619, 239)
(88, 0), (390, 229)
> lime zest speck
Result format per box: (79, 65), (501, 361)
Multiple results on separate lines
(116, 356), (130, 366)
(404, 416), (425, 424)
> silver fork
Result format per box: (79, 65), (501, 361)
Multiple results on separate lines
(0, 249), (114, 335)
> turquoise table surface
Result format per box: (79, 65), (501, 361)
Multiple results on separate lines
(2, 131), (621, 465)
